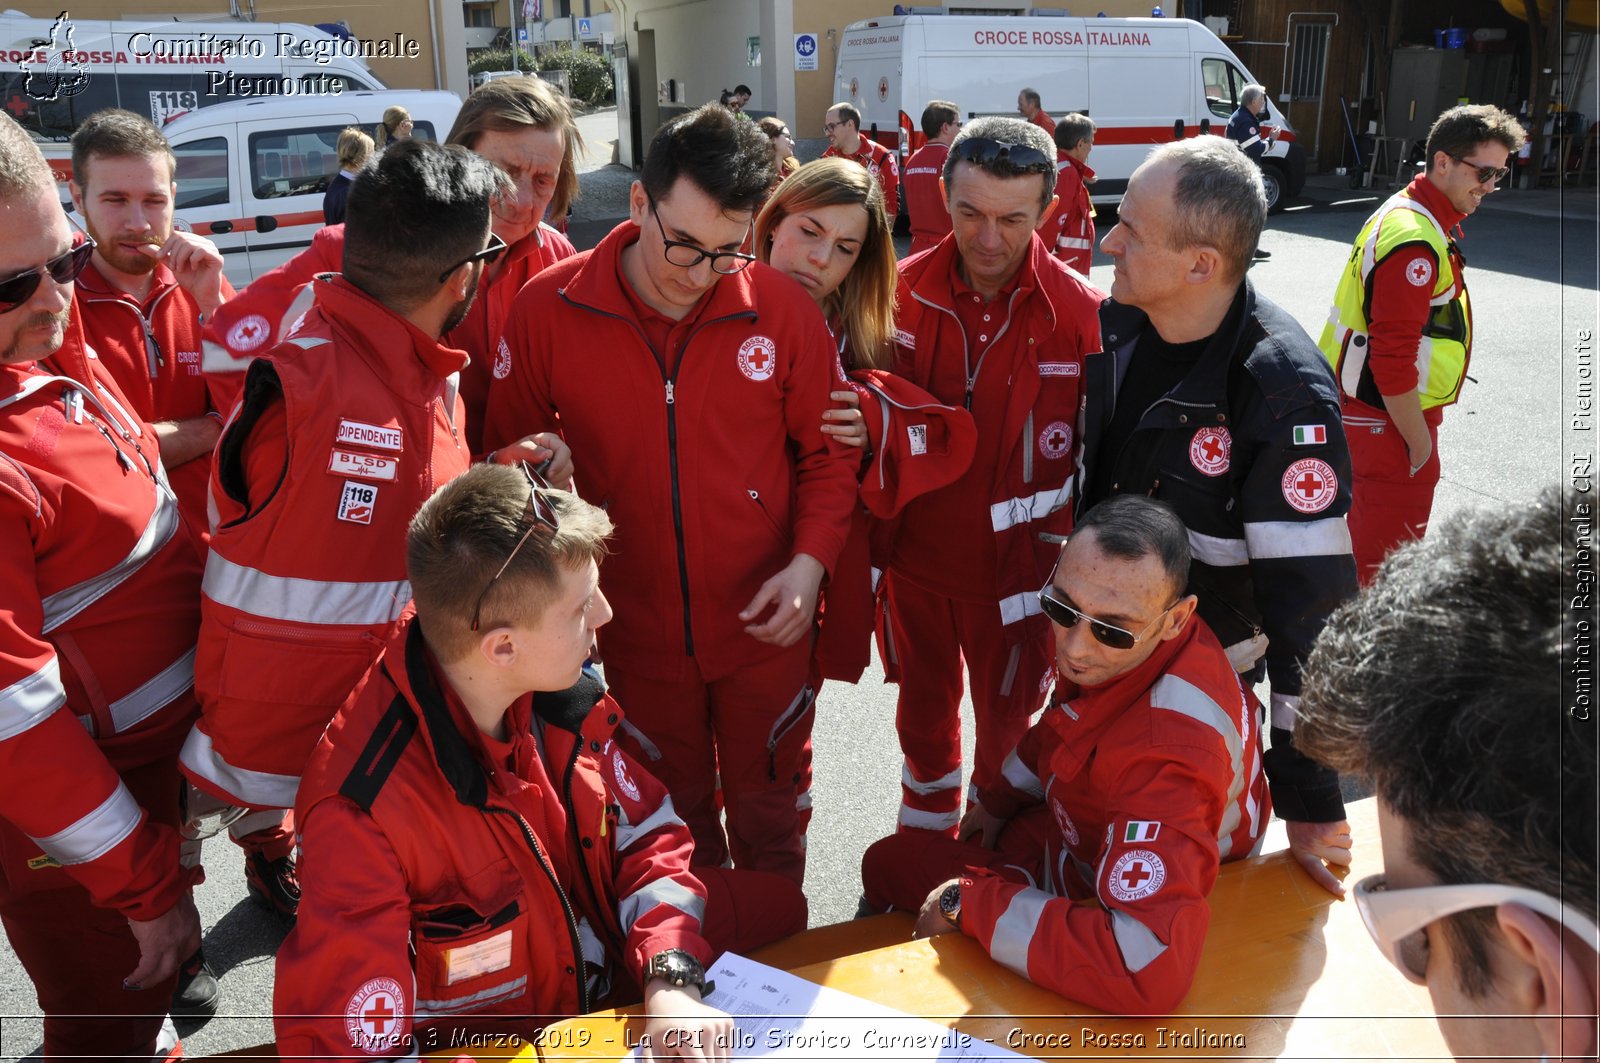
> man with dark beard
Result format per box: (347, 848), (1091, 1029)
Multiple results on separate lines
(179, 140), (503, 927)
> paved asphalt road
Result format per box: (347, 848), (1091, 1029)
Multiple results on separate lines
(1, 115), (1593, 1058)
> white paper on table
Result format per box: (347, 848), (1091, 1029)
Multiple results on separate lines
(626, 952), (1027, 1061)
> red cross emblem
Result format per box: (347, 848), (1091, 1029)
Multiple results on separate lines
(344, 976), (406, 1049)
(1108, 848), (1167, 901)
(1038, 419), (1072, 460)
(1281, 458), (1338, 514)
(227, 313), (272, 353)
(738, 335), (777, 381)
(362, 995), (395, 1034)
(1188, 427), (1231, 476)
(4, 95), (31, 118)
(1405, 256), (1434, 287)
(1119, 861), (1152, 890)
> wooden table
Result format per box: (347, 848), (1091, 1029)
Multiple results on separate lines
(539, 798), (1455, 1060)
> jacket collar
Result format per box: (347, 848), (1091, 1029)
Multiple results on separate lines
(561, 219), (761, 324)
(1065, 155), (1095, 182)
(904, 229), (1051, 321)
(74, 256), (177, 308)
(1052, 613), (1201, 734)
(311, 275), (469, 399)
(1404, 174), (1467, 237)
(1098, 277), (1256, 410)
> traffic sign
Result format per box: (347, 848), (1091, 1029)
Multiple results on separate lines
(794, 32), (818, 72)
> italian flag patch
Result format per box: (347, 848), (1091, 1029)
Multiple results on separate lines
(1123, 820), (1161, 843)
(1293, 424), (1328, 446)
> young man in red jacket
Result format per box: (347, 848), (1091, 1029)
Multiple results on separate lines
(0, 112), (202, 1060)
(277, 464), (803, 1062)
(885, 116), (1103, 836)
(863, 495), (1270, 1014)
(1041, 113), (1097, 274)
(63, 109), (234, 549)
(823, 102), (900, 220)
(903, 100), (960, 257)
(485, 105), (857, 886)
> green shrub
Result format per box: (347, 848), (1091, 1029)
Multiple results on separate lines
(467, 47), (535, 77)
(537, 47), (613, 105)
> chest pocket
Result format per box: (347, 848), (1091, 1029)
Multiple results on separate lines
(412, 894), (533, 1019)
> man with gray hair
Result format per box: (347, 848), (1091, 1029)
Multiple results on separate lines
(883, 116), (1102, 836)
(1226, 84), (1273, 162)
(1080, 135), (1359, 898)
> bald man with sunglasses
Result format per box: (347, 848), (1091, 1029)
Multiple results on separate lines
(862, 495), (1270, 1014)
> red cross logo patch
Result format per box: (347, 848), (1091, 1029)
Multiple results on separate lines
(226, 313), (271, 354)
(492, 336), (512, 380)
(344, 976), (405, 1052)
(612, 748), (640, 802)
(1108, 849), (1167, 902)
(1187, 426), (1231, 477)
(1038, 419), (1072, 460)
(737, 335), (777, 382)
(1405, 256), (1434, 287)
(1050, 797), (1080, 847)
(1281, 457), (1338, 514)
(878, 76), (890, 101)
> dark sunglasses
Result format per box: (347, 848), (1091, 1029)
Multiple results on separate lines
(1446, 153), (1510, 186)
(0, 237), (96, 314)
(1037, 584), (1176, 651)
(438, 231), (509, 284)
(469, 462), (561, 632)
(949, 137), (1055, 176)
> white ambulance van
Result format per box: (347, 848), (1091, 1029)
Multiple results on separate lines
(64, 90), (461, 286)
(1, 13), (388, 138)
(834, 14), (1306, 211)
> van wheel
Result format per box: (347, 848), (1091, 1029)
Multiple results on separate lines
(1260, 163), (1288, 213)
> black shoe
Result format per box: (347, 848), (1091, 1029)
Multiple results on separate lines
(171, 947), (220, 1020)
(244, 850), (301, 922)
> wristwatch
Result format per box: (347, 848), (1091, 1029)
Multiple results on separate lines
(938, 881), (962, 929)
(644, 949), (712, 997)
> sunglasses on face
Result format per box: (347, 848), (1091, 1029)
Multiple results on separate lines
(469, 461), (561, 632)
(0, 237), (96, 314)
(950, 136), (1056, 177)
(437, 231), (509, 284)
(1037, 583), (1175, 650)
(647, 195), (756, 275)
(1352, 874), (1600, 986)
(1446, 152), (1511, 186)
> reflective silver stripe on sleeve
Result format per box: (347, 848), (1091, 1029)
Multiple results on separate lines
(896, 804), (960, 832)
(415, 975), (528, 1016)
(179, 725), (302, 808)
(1056, 236), (1093, 249)
(901, 762), (962, 797)
(199, 339), (249, 376)
(1149, 674), (1245, 853)
(1239, 133), (1261, 148)
(612, 795), (686, 853)
(29, 782), (141, 865)
(1187, 529), (1249, 567)
(998, 590), (1043, 627)
(990, 481), (1074, 533)
(0, 657), (67, 741)
(203, 551), (410, 627)
(988, 888), (1053, 977)
(41, 486), (179, 633)
(618, 877), (705, 935)
(999, 750), (1044, 800)
(1110, 908), (1170, 974)
(1243, 517), (1352, 560)
(105, 648), (195, 734)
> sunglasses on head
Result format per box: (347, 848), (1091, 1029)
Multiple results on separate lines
(469, 461), (561, 632)
(1445, 152), (1511, 186)
(1037, 583), (1176, 650)
(0, 237), (96, 314)
(950, 136), (1055, 176)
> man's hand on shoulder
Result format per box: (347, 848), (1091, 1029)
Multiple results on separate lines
(1286, 817), (1353, 897)
(740, 553), (825, 647)
(640, 980), (735, 1063)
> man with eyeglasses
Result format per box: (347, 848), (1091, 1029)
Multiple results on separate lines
(1082, 135), (1357, 898)
(181, 140), (502, 920)
(862, 495), (1269, 1014)
(484, 105), (856, 886)
(1317, 104), (1525, 584)
(0, 112), (204, 1060)
(276, 463), (804, 1062)
(881, 116), (1102, 838)
(823, 102), (901, 220)
(903, 100), (961, 256)
(1296, 488), (1597, 1062)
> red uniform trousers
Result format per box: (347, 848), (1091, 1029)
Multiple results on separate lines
(1342, 400), (1442, 585)
(0, 746), (185, 1062)
(885, 574), (1052, 836)
(607, 640), (813, 887)
(860, 805), (1053, 912)
(695, 865), (808, 959)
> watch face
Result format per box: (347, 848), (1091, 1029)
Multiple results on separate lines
(940, 883), (961, 920)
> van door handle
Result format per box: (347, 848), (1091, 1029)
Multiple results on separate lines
(1173, 119), (1185, 139)
(256, 215), (278, 234)
(1200, 118), (1211, 134)
(209, 220), (233, 234)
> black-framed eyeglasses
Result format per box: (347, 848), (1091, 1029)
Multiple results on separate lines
(0, 236), (96, 314)
(949, 137), (1056, 177)
(1446, 153), (1511, 186)
(438, 231), (508, 284)
(470, 461), (560, 632)
(647, 195), (755, 275)
(1038, 583), (1178, 651)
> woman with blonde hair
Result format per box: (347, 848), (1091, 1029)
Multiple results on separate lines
(375, 104), (413, 148)
(322, 126), (373, 224)
(758, 116), (800, 180)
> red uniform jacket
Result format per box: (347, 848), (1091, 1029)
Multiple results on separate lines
(823, 137), (900, 217)
(889, 236), (1102, 644)
(483, 221), (858, 682)
(276, 618), (712, 1060)
(968, 616), (1270, 1013)
(0, 317), (202, 920)
(1042, 156), (1096, 275)
(902, 142), (952, 257)
(184, 277), (471, 809)
(66, 261), (233, 545)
